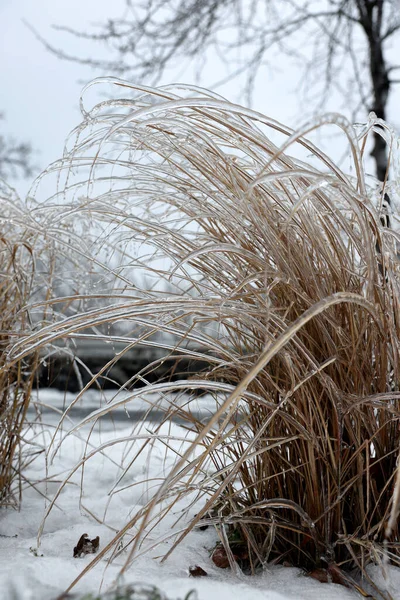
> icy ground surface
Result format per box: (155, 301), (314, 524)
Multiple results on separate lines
(1, 389), (399, 600)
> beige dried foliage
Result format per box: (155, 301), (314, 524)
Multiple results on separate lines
(0, 185), (46, 507)
(6, 81), (400, 598)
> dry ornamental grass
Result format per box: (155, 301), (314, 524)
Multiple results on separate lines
(5, 81), (400, 598)
(0, 183), (47, 507)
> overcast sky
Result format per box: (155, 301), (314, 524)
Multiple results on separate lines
(1, 1), (399, 198)
(0, 1), (119, 193)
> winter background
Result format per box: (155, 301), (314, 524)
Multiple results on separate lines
(3, 0), (389, 198)
(1, 2), (400, 599)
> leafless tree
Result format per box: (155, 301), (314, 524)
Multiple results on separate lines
(32, 0), (400, 184)
(0, 113), (34, 180)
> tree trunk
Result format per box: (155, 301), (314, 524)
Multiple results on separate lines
(357, 0), (390, 231)
(369, 40), (390, 185)
(360, 0), (390, 184)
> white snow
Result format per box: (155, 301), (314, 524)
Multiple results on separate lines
(0, 389), (397, 600)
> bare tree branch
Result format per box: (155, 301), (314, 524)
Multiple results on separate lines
(0, 114), (34, 180)
(33, 0), (400, 185)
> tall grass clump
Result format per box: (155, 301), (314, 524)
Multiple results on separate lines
(0, 183), (48, 507)
(8, 81), (400, 596)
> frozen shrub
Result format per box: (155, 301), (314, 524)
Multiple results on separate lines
(10, 81), (400, 597)
(0, 183), (46, 506)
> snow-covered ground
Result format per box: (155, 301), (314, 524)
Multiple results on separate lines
(0, 389), (398, 600)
